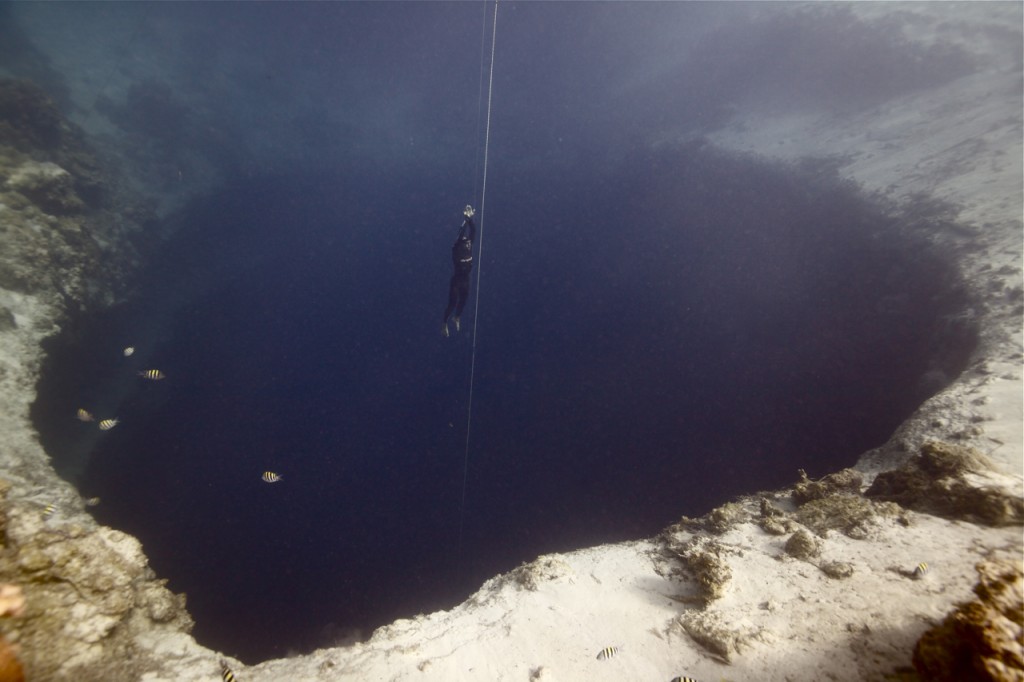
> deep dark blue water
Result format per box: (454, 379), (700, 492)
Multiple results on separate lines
(35, 145), (977, 662)
(20, 1), (982, 665)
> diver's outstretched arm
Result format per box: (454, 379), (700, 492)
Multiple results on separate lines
(460, 205), (476, 241)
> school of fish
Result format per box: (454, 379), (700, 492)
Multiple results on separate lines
(76, 345), (284, 501)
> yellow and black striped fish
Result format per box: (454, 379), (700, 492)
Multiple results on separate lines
(261, 471), (282, 483)
(913, 562), (929, 580)
(76, 408), (94, 422)
(41, 503), (56, 520)
(123, 346), (135, 357)
(138, 369), (166, 380)
(98, 418), (119, 431)
(596, 646), (618, 661)
(671, 677), (699, 682)
(85, 497), (101, 507)
(219, 659), (237, 682)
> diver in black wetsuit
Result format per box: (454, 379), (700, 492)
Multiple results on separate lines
(442, 205), (476, 337)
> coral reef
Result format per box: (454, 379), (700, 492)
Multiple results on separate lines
(913, 558), (1024, 681)
(0, 83), (115, 301)
(0, 479), (194, 680)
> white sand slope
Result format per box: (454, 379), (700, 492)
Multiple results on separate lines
(230, 510), (1018, 682)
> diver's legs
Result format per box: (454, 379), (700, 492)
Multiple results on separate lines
(443, 275), (460, 337)
(444, 276), (459, 322)
(453, 276), (470, 332)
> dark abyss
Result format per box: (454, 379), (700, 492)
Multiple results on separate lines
(33, 141), (977, 663)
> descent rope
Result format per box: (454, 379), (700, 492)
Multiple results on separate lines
(458, 0), (498, 562)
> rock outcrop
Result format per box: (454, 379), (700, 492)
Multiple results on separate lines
(914, 558), (1024, 681)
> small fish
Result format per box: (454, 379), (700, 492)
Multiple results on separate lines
(596, 646), (619, 661)
(84, 497), (101, 507)
(98, 418), (119, 431)
(76, 408), (95, 422)
(41, 503), (56, 520)
(138, 369), (166, 380)
(671, 677), (699, 682)
(913, 562), (929, 580)
(261, 471), (282, 483)
(123, 346), (135, 357)
(220, 659), (237, 682)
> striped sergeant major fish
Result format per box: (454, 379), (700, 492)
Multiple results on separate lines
(98, 418), (119, 431)
(671, 677), (699, 682)
(41, 503), (56, 520)
(596, 646), (619, 660)
(123, 346), (135, 357)
(219, 659), (237, 682)
(138, 369), (166, 380)
(261, 472), (282, 483)
(76, 408), (94, 422)
(913, 562), (929, 580)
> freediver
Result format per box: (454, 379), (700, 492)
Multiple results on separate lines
(442, 205), (476, 337)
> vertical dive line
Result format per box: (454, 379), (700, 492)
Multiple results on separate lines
(471, 1), (488, 204)
(458, 0), (498, 563)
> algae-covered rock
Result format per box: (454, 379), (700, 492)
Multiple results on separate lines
(795, 494), (904, 538)
(792, 468), (864, 505)
(673, 610), (767, 664)
(758, 497), (796, 535)
(704, 501), (750, 535)
(502, 555), (573, 592)
(918, 441), (994, 477)
(663, 536), (733, 605)
(819, 560), (855, 579)
(784, 529), (821, 560)
(913, 559), (1024, 681)
(866, 441), (1024, 526)
(759, 517), (791, 535)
